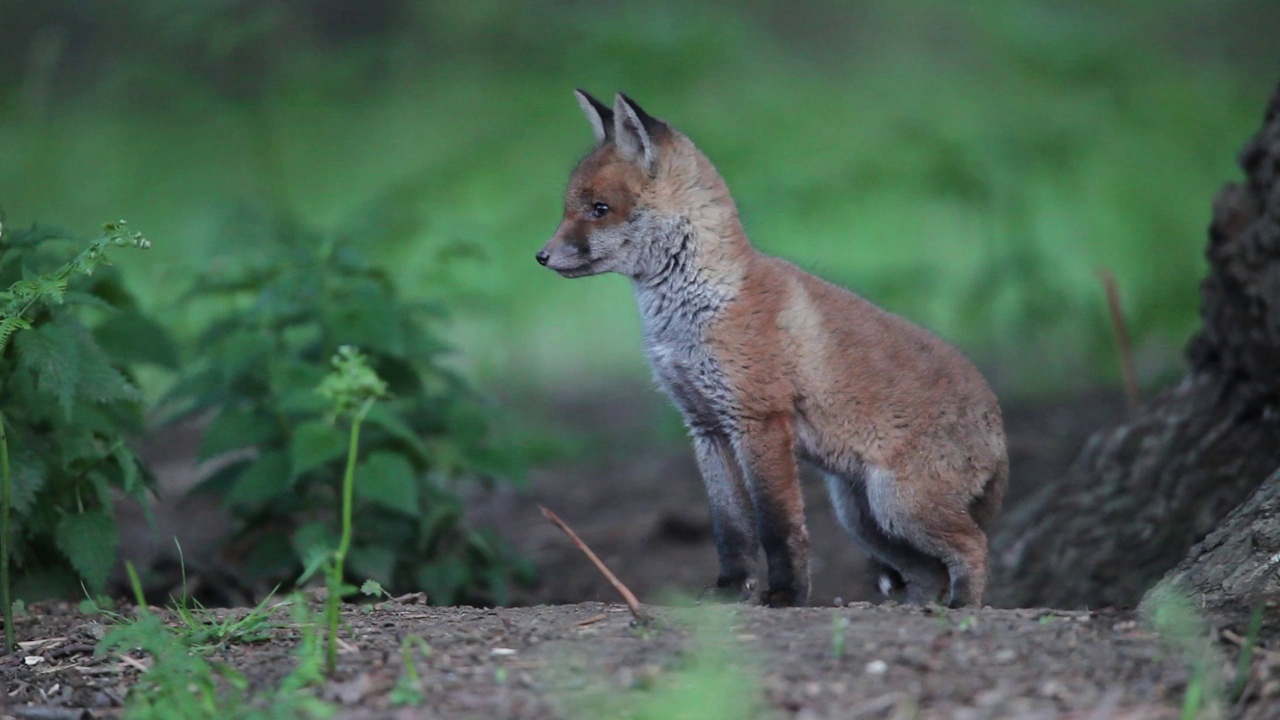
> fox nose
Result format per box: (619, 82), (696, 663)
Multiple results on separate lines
(535, 250), (550, 266)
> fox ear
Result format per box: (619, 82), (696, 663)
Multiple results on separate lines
(613, 93), (664, 174)
(575, 89), (613, 146)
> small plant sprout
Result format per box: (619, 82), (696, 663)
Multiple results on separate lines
(389, 635), (432, 707)
(317, 345), (389, 424)
(831, 615), (850, 660)
(317, 345), (388, 674)
(1141, 585), (1226, 720)
(361, 579), (391, 601)
(1231, 604), (1265, 701)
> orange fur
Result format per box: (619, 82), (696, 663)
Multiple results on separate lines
(539, 91), (1008, 607)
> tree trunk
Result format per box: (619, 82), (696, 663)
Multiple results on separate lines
(1146, 466), (1280, 635)
(989, 80), (1280, 612)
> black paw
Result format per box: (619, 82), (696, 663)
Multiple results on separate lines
(946, 574), (976, 608)
(761, 585), (807, 608)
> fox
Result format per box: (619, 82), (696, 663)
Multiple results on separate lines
(536, 91), (1008, 608)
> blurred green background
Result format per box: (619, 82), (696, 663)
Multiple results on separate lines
(2, 0), (1275, 400)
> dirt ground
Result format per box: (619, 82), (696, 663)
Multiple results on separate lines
(3, 595), (1278, 719)
(4, 388), (1280, 718)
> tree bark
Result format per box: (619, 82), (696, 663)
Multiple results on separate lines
(1146, 466), (1280, 635)
(989, 80), (1280, 611)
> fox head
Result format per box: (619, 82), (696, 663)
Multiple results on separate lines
(537, 91), (729, 280)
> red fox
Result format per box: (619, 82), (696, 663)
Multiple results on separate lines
(537, 91), (1008, 608)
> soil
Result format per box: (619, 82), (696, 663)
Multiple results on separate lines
(4, 596), (1276, 720)
(4, 387), (1280, 718)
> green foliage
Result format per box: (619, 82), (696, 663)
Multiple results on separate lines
(1141, 585), (1227, 719)
(168, 540), (283, 651)
(99, 563), (333, 719)
(0, 219), (172, 607)
(562, 607), (771, 720)
(3, 1), (1267, 399)
(168, 217), (531, 605)
(1, 412), (11, 652)
(102, 611), (239, 719)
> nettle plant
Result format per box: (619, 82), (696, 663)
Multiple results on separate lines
(0, 220), (173, 601)
(168, 219), (530, 605)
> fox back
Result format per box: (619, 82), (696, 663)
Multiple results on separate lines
(537, 91), (1008, 608)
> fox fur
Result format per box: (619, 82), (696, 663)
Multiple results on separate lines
(537, 91), (1008, 608)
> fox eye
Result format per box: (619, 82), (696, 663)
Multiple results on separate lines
(590, 202), (610, 219)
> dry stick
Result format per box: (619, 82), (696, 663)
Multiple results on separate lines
(1099, 268), (1141, 411)
(538, 505), (651, 624)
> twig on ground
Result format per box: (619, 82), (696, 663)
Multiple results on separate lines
(538, 505), (651, 625)
(573, 613), (608, 628)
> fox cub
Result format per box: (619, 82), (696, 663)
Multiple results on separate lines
(537, 91), (1008, 608)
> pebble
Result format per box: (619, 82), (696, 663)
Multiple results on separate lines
(865, 659), (888, 675)
(1039, 679), (1069, 699)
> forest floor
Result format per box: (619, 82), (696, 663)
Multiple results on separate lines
(3, 388), (1279, 719)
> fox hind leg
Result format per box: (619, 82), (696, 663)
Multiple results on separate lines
(825, 472), (947, 605)
(863, 466), (991, 608)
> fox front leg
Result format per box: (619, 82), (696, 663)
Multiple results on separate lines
(735, 415), (810, 608)
(692, 433), (759, 602)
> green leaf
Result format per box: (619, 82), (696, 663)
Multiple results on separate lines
(225, 451), (291, 511)
(360, 578), (387, 598)
(76, 340), (141, 405)
(289, 420), (346, 479)
(15, 319), (82, 417)
(111, 443), (143, 498)
(323, 282), (404, 356)
(271, 360), (328, 414)
(54, 510), (118, 593)
(0, 315), (32, 354)
(87, 469), (114, 507)
(54, 424), (107, 469)
(200, 406), (279, 460)
(7, 452), (46, 515)
(293, 520), (337, 582)
(364, 405), (431, 464)
(355, 451), (419, 516)
(36, 274), (68, 305)
(94, 311), (179, 368)
(216, 331), (273, 381)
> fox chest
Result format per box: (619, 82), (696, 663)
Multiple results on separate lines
(645, 341), (738, 434)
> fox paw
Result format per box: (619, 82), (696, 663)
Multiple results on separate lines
(760, 586), (807, 608)
(698, 575), (756, 604)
